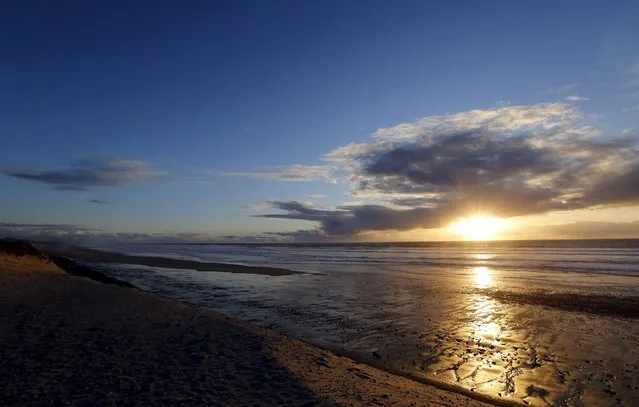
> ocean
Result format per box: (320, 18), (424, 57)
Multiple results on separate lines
(89, 240), (639, 406)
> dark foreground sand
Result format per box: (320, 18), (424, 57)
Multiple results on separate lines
(0, 241), (501, 407)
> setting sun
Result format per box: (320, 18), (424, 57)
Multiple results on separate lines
(449, 215), (506, 240)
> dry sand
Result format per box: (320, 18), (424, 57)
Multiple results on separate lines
(0, 241), (501, 407)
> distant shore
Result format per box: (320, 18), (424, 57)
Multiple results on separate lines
(36, 241), (299, 276)
(0, 239), (507, 406)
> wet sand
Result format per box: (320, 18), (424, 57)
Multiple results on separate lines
(36, 242), (298, 276)
(478, 288), (639, 319)
(0, 241), (499, 407)
(103, 257), (639, 407)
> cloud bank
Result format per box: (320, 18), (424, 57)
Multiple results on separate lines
(0, 222), (222, 244)
(250, 103), (639, 238)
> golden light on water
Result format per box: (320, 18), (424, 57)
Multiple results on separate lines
(473, 266), (492, 288)
(474, 253), (493, 260)
(472, 294), (501, 342)
(449, 215), (506, 240)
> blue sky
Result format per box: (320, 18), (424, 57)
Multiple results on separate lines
(2, 1), (639, 241)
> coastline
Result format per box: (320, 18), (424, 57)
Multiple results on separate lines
(36, 242), (300, 276)
(0, 240), (509, 406)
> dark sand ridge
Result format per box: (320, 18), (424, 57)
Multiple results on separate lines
(0, 240), (510, 406)
(476, 288), (639, 319)
(35, 241), (299, 276)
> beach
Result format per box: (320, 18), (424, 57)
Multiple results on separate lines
(48, 240), (639, 407)
(0, 240), (497, 406)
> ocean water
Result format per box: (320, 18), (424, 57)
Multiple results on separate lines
(91, 240), (639, 406)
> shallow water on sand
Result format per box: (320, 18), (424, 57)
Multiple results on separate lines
(93, 241), (639, 406)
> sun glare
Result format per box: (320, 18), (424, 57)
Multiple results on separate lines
(449, 215), (506, 241)
(473, 266), (492, 288)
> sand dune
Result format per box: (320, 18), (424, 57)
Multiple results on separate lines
(0, 240), (501, 406)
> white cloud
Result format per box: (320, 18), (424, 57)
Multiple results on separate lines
(368, 103), (579, 141)
(622, 105), (639, 112)
(565, 95), (590, 101)
(220, 164), (337, 183)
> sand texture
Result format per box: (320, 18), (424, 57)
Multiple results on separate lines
(0, 241), (498, 406)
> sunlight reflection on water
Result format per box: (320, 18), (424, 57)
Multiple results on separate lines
(471, 294), (502, 343)
(471, 266), (501, 342)
(97, 246), (639, 407)
(474, 266), (492, 288)
(473, 253), (493, 260)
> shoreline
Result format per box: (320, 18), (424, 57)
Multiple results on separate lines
(35, 241), (300, 276)
(51, 251), (525, 406)
(0, 239), (510, 406)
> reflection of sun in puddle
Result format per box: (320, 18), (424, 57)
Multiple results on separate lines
(474, 266), (492, 288)
(472, 294), (501, 341)
(471, 267), (501, 340)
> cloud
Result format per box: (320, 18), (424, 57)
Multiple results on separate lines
(0, 222), (226, 244)
(622, 105), (639, 112)
(0, 222), (92, 230)
(254, 200), (449, 236)
(541, 83), (579, 94)
(2, 158), (160, 190)
(251, 102), (639, 238)
(583, 165), (639, 206)
(565, 95), (590, 101)
(219, 164), (337, 183)
(88, 199), (111, 205)
(389, 195), (448, 208)
(0, 222), (99, 240)
(369, 103), (579, 141)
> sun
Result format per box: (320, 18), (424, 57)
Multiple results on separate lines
(449, 215), (506, 241)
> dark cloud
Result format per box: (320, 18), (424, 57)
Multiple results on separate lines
(364, 131), (556, 190)
(2, 158), (158, 190)
(583, 165), (639, 206)
(255, 201), (450, 236)
(255, 129), (639, 236)
(88, 199), (111, 205)
(251, 103), (639, 238)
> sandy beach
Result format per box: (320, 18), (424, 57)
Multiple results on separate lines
(0, 240), (501, 407)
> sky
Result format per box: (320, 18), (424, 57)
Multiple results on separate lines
(1, 0), (639, 243)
